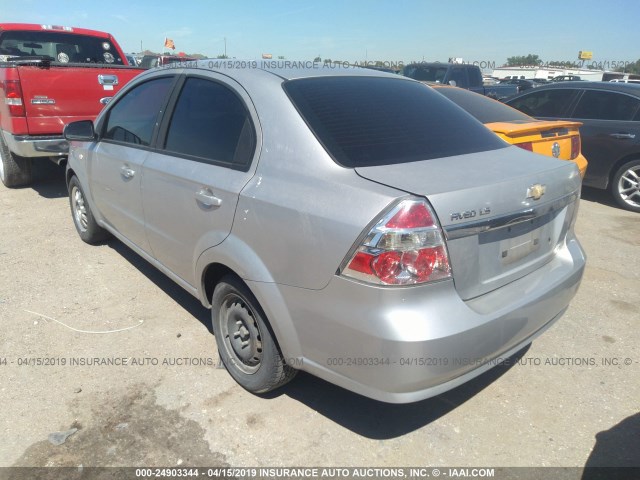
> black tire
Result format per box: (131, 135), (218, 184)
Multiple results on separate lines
(68, 176), (111, 244)
(0, 134), (32, 188)
(211, 275), (297, 393)
(611, 159), (640, 213)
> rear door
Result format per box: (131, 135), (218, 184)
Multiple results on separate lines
(142, 74), (259, 287)
(566, 89), (640, 188)
(89, 75), (175, 252)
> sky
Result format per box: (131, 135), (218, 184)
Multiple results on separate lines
(2, 0), (639, 68)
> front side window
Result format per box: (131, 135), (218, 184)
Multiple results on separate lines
(507, 89), (578, 117)
(163, 77), (256, 167)
(103, 77), (174, 146)
(572, 90), (640, 121)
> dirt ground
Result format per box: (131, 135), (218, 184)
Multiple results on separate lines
(0, 161), (638, 470)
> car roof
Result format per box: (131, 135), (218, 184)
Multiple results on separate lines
(148, 59), (411, 82)
(0, 22), (112, 38)
(515, 81), (640, 95)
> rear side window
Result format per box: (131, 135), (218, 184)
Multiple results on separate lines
(284, 76), (506, 168)
(163, 77), (256, 167)
(103, 77), (174, 146)
(403, 65), (449, 83)
(507, 89), (578, 117)
(0, 30), (124, 64)
(435, 87), (532, 123)
(572, 90), (640, 121)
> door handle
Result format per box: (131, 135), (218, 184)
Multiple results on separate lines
(98, 74), (119, 86)
(120, 166), (135, 179)
(195, 189), (222, 208)
(609, 133), (636, 140)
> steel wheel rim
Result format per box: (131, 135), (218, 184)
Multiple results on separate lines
(219, 293), (263, 374)
(0, 154), (5, 182)
(71, 185), (89, 232)
(617, 165), (640, 208)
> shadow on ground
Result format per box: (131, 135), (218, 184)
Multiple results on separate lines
(580, 186), (620, 211)
(581, 412), (640, 480)
(270, 345), (529, 438)
(29, 160), (67, 199)
(107, 240), (213, 334)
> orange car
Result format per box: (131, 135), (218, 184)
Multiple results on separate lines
(432, 85), (588, 177)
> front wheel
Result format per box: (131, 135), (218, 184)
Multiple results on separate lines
(211, 275), (297, 393)
(0, 134), (32, 188)
(611, 159), (640, 213)
(68, 175), (111, 244)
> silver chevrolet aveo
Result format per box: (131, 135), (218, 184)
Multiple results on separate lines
(64, 62), (586, 403)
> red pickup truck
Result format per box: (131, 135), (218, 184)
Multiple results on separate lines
(0, 23), (144, 187)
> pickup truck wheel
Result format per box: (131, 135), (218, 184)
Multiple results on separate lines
(211, 275), (297, 394)
(0, 135), (32, 188)
(611, 159), (640, 213)
(68, 176), (111, 244)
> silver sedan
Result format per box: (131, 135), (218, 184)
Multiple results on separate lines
(63, 62), (586, 403)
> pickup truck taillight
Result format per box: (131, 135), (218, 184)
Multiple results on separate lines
(3, 80), (25, 116)
(341, 199), (452, 286)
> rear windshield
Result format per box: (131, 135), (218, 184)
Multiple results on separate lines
(0, 31), (124, 65)
(283, 76), (506, 168)
(434, 86), (532, 123)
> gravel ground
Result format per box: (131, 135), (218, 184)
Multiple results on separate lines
(0, 161), (638, 472)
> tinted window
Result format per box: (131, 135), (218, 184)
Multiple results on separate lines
(103, 77), (174, 146)
(435, 86), (532, 123)
(448, 68), (469, 88)
(403, 65), (449, 83)
(507, 89), (577, 117)
(164, 77), (255, 166)
(572, 90), (640, 121)
(0, 31), (124, 64)
(284, 77), (506, 168)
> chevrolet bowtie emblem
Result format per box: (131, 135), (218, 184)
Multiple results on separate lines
(527, 184), (546, 201)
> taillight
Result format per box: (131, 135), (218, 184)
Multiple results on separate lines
(341, 199), (452, 286)
(570, 135), (580, 160)
(515, 142), (533, 152)
(3, 80), (25, 116)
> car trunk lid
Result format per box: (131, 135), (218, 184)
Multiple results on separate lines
(486, 120), (582, 161)
(355, 146), (582, 300)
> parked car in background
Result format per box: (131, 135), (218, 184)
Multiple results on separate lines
(432, 84), (587, 177)
(551, 75), (582, 82)
(499, 78), (536, 93)
(138, 54), (197, 69)
(63, 64), (585, 403)
(125, 54), (138, 66)
(0, 23), (144, 187)
(506, 82), (640, 212)
(403, 62), (518, 100)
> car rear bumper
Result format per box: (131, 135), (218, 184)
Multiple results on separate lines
(573, 153), (588, 179)
(270, 233), (585, 404)
(1, 129), (68, 158)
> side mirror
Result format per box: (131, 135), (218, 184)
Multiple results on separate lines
(448, 80), (457, 87)
(64, 120), (95, 141)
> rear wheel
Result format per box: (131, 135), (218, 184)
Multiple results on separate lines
(68, 175), (111, 244)
(611, 159), (640, 213)
(211, 275), (297, 393)
(0, 134), (32, 188)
